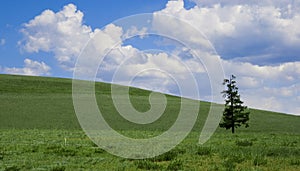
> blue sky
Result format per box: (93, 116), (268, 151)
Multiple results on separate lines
(0, 0), (299, 115)
(0, 0), (171, 77)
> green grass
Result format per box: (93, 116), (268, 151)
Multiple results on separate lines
(0, 74), (299, 170)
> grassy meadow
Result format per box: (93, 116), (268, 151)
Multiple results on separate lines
(0, 74), (299, 170)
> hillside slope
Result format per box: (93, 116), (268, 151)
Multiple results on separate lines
(0, 74), (299, 134)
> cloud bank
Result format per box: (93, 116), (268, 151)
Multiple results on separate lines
(17, 1), (300, 115)
(152, 0), (300, 114)
(160, 0), (300, 64)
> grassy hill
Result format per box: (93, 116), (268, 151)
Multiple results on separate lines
(0, 74), (299, 170)
(0, 74), (298, 133)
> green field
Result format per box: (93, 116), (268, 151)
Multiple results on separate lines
(0, 74), (299, 170)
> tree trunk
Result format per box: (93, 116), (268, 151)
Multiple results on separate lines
(231, 125), (235, 133)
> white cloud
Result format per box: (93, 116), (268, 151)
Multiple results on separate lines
(20, 3), (126, 74)
(155, 0), (300, 64)
(97, 44), (206, 98)
(243, 83), (300, 115)
(19, 4), (93, 70)
(101, 47), (194, 80)
(223, 61), (300, 84)
(150, 0), (300, 115)
(18, 2), (300, 115)
(190, 0), (300, 8)
(4, 58), (51, 76)
(19, 3), (210, 93)
(222, 61), (300, 115)
(0, 39), (5, 46)
(123, 26), (148, 39)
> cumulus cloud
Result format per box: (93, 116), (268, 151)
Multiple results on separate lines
(152, 0), (300, 115)
(19, 3), (127, 74)
(3, 58), (51, 76)
(18, 2), (300, 115)
(19, 3), (211, 94)
(19, 4), (94, 70)
(223, 61), (300, 86)
(157, 0), (300, 64)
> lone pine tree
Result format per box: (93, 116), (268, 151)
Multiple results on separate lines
(219, 75), (250, 133)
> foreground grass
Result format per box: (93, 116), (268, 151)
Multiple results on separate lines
(0, 129), (299, 170)
(0, 74), (299, 170)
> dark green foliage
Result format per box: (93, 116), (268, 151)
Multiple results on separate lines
(227, 154), (246, 164)
(134, 160), (161, 170)
(235, 139), (253, 147)
(44, 145), (77, 157)
(223, 159), (236, 171)
(281, 140), (297, 147)
(152, 150), (178, 161)
(265, 147), (300, 157)
(220, 75), (250, 133)
(253, 155), (267, 166)
(4, 165), (20, 171)
(50, 165), (66, 171)
(166, 159), (183, 170)
(290, 158), (300, 166)
(222, 152), (248, 170)
(93, 147), (105, 154)
(196, 146), (212, 156)
(173, 146), (186, 155)
(0, 151), (3, 160)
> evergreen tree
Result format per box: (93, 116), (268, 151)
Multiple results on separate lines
(219, 75), (250, 133)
